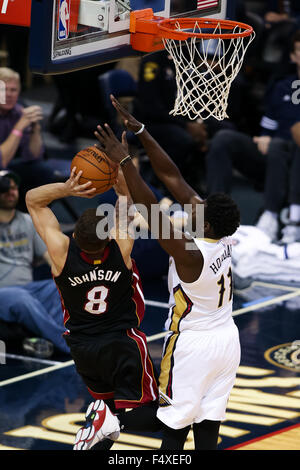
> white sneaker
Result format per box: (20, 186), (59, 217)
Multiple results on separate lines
(73, 400), (120, 450)
(256, 211), (279, 242)
(280, 224), (300, 244)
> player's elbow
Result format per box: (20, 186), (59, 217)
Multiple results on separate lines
(25, 189), (37, 209)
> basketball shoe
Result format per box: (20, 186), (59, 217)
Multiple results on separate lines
(73, 400), (120, 450)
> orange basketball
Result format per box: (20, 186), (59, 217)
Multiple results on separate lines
(71, 146), (118, 195)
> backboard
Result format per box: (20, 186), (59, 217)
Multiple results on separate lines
(29, 0), (234, 74)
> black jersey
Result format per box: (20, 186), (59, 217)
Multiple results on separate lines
(54, 238), (145, 336)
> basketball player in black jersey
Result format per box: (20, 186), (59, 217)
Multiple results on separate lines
(25, 168), (160, 450)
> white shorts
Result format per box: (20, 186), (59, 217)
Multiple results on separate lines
(157, 323), (241, 429)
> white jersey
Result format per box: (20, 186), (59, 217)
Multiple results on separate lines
(158, 236), (240, 429)
(166, 236), (234, 333)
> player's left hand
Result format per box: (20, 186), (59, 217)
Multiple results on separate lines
(64, 167), (97, 198)
(94, 124), (128, 164)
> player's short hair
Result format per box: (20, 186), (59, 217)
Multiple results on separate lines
(205, 193), (240, 239)
(74, 208), (109, 253)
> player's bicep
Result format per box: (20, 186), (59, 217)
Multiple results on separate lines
(164, 173), (199, 206)
(110, 226), (134, 269)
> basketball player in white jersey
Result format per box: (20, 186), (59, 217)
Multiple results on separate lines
(93, 97), (241, 450)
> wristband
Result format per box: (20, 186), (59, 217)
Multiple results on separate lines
(135, 124), (145, 135)
(120, 155), (132, 167)
(12, 129), (23, 138)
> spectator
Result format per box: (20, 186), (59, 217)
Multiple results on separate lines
(0, 67), (61, 210)
(0, 170), (70, 356)
(205, 31), (300, 204)
(256, 121), (300, 243)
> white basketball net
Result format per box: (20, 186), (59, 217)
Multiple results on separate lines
(162, 21), (255, 121)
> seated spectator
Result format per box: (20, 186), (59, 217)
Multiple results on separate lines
(205, 30), (300, 201)
(256, 122), (300, 243)
(0, 67), (62, 210)
(0, 170), (70, 356)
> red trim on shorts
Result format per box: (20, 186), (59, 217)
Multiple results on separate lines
(87, 387), (114, 401)
(53, 278), (70, 327)
(114, 328), (158, 410)
(131, 259), (145, 326)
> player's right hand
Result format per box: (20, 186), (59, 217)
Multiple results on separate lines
(64, 167), (97, 198)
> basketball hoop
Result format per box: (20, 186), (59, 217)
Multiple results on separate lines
(130, 11), (255, 121)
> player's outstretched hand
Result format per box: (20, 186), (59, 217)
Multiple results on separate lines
(64, 167), (97, 198)
(94, 123), (128, 165)
(110, 94), (144, 134)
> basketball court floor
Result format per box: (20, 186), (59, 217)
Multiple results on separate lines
(1, 276), (300, 452)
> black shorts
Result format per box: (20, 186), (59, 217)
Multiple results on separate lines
(65, 328), (159, 410)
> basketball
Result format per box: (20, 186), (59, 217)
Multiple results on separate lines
(71, 146), (118, 195)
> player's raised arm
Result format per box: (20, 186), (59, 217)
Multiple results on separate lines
(94, 124), (203, 283)
(110, 95), (202, 207)
(111, 168), (135, 270)
(26, 168), (96, 275)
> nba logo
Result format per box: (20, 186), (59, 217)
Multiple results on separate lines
(58, 0), (70, 40)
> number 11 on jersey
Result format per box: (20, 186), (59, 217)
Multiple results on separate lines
(217, 267), (233, 308)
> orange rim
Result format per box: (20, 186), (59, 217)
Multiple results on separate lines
(157, 17), (254, 41)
